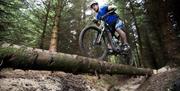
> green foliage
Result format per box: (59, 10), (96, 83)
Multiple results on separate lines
(0, 0), (55, 47)
(0, 0), (88, 54)
(57, 0), (88, 54)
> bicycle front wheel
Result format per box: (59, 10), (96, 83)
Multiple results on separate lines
(79, 25), (108, 60)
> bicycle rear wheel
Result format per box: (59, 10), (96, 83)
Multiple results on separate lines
(79, 25), (108, 60)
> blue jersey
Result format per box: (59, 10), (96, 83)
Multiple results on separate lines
(96, 4), (119, 25)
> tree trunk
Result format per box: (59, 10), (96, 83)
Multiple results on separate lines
(0, 43), (153, 75)
(157, 0), (178, 63)
(128, 0), (142, 52)
(143, 0), (178, 68)
(49, 0), (62, 52)
(139, 0), (168, 69)
(40, 0), (51, 49)
(128, 0), (142, 67)
(174, 54), (180, 66)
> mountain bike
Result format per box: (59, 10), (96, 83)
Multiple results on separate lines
(79, 13), (133, 65)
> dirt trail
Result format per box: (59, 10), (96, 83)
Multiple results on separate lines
(0, 68), (146, 91)
(0, 69), (93, 91)
(0, 67), (179, 91)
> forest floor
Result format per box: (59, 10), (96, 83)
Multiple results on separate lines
(0, 67), (180, 91)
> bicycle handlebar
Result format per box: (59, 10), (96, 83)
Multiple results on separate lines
(100, 10), (116, 20)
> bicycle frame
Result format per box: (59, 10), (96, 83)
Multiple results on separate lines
(95, 20), (121, 53)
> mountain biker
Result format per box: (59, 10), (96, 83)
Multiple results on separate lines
(90, 1), (130, 52)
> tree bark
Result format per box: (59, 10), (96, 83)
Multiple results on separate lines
(128, 0), (142, 67)
(157, 0), (178, 62)
(49, 0), (62, 52)
(0, 43), (153, 75)
(40, 0), (51, 49)
(128, 0), (142, 52)
(143, 0), (178, 68)
(173, 54), (180, 66)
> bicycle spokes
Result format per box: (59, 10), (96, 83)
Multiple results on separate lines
(79, 26), (107, 59)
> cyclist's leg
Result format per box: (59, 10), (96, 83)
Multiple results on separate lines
(115, 19), (130, 51)
(115, 19), (127, 44)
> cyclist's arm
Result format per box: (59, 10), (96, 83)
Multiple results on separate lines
(108, 5), (117, 11)
(96, 22), (100, 26)
(93, 19), (100, 26)
(94, 15), (101, 26)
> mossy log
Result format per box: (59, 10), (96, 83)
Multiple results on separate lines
(0, 43), (153, 75)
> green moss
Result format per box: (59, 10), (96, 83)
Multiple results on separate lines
(0, 45), (36, 66)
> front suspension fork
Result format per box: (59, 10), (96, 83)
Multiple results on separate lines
(93, 29), (104, 45)
(96, 30), (104, 44)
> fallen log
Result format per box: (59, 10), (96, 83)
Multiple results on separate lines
(0, 43), (153, 75)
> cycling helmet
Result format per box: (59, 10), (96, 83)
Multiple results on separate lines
(90, 1), (98, 8)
